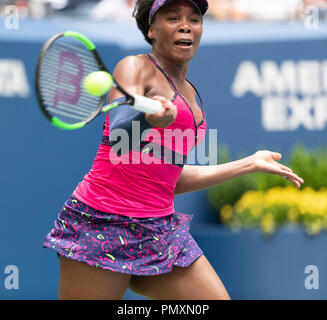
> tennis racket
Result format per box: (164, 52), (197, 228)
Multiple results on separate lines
(35, 31), (162, 130)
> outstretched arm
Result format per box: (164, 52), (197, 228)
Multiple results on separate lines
(174, 150), (304, 195)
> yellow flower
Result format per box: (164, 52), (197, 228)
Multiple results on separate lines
(306, 220), (323, 236)
(260, 213), (275, 235)
(219, 186), (327, 236)
(251, 205), (262, 217)
(220, 204), (233, 222)
(288, 207), (298, 223)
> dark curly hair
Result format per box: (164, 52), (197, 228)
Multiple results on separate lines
(133, 0), (155, 45)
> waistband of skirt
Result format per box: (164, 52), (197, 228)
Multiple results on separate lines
(64, 194), (182, 223)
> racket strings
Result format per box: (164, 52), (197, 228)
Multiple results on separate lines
(39, 37), (103, 123)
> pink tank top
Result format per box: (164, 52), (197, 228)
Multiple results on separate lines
(73, 54), (207, 218)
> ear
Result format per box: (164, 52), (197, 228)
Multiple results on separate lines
(148, 25), (155, 40)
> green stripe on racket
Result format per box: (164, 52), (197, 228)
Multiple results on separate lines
(35, 31), (162, 130)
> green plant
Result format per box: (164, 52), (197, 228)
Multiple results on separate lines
(288, 143), (327, 190)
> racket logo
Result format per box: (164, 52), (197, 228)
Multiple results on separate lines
(53, 50), (84, 107)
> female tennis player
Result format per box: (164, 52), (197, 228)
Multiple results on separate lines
(43, 0), (304, 300)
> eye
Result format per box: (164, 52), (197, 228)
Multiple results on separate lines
(191, 16), (201, 23)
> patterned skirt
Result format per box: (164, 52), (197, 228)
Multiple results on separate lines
(43, 195), (203, 276)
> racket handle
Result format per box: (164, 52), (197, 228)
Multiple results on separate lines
(132, 95), (163, 114)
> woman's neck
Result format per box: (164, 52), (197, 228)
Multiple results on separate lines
(150, 50), (189, 88)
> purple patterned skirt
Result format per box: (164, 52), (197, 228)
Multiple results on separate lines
(43, 195), (203, 276)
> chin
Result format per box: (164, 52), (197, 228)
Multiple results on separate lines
(172, 49), (197, 63)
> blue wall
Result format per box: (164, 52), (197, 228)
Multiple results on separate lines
(0, 18), (326, 299)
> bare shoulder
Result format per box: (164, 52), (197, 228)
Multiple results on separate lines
(108, 54), (154, 101)
(114, 55), (141, 73)
(113, 54), (154, 82)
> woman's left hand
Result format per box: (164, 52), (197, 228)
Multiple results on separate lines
(252, 150), (304, 189)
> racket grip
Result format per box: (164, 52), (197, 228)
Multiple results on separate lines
(132, 95), (163, 114)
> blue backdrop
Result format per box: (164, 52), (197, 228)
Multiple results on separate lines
(0, 18), (326, 299)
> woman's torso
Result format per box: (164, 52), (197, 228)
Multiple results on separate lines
(73, 54), (207, 218)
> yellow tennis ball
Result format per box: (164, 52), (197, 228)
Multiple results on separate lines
(84, 71), (113, 96)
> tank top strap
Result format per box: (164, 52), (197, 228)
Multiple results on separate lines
(147, 54), (178, 92)
(185, 79), (205, 119)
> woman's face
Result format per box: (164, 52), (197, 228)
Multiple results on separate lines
(149, 0), (203, 63)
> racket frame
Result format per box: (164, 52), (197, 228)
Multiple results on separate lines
(35, 31), (136, 130)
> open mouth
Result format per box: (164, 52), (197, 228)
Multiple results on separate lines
(174, 40), (193, 47)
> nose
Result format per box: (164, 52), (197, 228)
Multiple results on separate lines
(178, 24), (191, 33)
(178, 18), (191, 33)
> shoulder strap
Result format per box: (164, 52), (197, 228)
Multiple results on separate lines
(147, 54), (178, 92)
(186, 79), (205, 119)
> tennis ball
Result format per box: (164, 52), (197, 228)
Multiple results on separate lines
(84, 71), (113, 97)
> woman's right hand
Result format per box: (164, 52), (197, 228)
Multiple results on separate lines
(144, 96), (177, 128)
